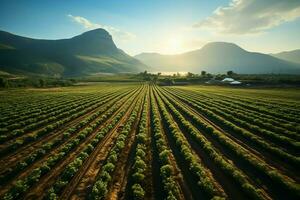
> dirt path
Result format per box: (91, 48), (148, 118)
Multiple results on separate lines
(143, 86), (155, 200)
(105, 90), (144, 200)
(151, 87), (195, 200)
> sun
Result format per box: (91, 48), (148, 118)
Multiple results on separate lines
(166, 35), (183, 54)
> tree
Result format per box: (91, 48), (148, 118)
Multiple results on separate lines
(215, 74), (226, 80)
(206, 73), (213, 78)
(201, 71), (207, 76)
(0, 78), (8, 88)
(39, 79), (45, 87)
(227, 70), (234, 76)
(164, 78), (174, 86)
(187, 72), (194, 78)
(152, 75), (158, 83)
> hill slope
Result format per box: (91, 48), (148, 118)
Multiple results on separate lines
(0, 29), (147, 77)
(135, 42), (300, 74)
(271, 49), (300, 64)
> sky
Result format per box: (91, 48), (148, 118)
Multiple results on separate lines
(0, 0), (300, 55)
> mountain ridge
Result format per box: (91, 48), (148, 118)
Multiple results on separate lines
(271, 49), (300, 64)
(0, 28), (147, 77)
(135, 42), (300, 74)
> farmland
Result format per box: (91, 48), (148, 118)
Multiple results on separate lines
(0, 84), (299, 200)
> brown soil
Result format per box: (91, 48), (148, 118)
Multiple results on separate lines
(58, 87), (144, 200)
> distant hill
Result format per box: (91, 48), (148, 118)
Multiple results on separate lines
(271, 49), (300, 64)
(135, 42), (300, 74)
(0, 29), (147, 77)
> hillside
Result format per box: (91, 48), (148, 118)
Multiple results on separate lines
(135, 42), (300, 74)
(0, 29), (147, 77)
(271, 49), (300, 64)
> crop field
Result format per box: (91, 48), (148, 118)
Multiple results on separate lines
(0, 84), (299, 200)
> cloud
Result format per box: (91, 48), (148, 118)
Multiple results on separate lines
(193, 0), (300, 35)
(67, 14), (135, 41)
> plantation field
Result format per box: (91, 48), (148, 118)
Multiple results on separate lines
(0, 84), (299, 200)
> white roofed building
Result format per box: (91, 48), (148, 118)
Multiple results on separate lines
(222, 78), (235, 82)
(230, 81), (242, 85)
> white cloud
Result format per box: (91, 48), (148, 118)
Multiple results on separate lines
(67, 14), (135, 41)
(194, 0), (300, 35)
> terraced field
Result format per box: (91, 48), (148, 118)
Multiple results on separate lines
(0, 84), (299, 200)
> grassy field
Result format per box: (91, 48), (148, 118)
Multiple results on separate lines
(0, 84), (299, 200)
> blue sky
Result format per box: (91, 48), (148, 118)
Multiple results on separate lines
(1, 0), (300, 55)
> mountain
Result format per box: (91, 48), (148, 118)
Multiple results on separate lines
(135, 42), (300, 74)
(271, 49), (300, 64)
(0, 29), (147, 77)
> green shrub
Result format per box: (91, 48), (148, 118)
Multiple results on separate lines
(132, 184), (145, 199)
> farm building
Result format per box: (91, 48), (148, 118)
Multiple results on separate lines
(230, 81), (242, 85)
(222, 78), (235, 82)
